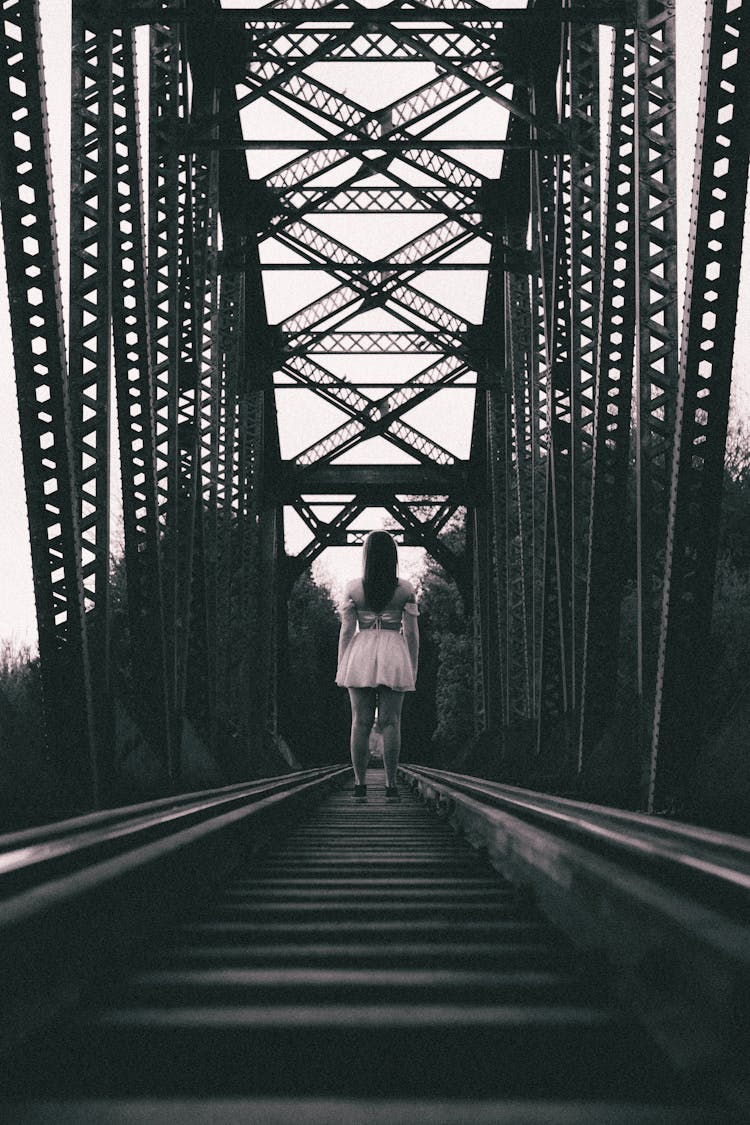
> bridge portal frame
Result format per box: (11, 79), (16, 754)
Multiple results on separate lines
(0, 0), (747, 817)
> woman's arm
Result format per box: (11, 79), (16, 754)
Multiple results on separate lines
(402, 592), (420, 680)
(337, 594), (357, 665)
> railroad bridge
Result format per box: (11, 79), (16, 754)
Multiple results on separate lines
(0, 0), (749, 1119)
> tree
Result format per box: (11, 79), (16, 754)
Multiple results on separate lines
(282, 571), (351, 765)
(413, 513), (474, 764)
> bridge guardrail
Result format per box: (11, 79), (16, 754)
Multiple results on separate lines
(399, 764), (750, 1110)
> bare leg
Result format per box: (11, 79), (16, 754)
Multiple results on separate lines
(378, 686), (405, 788)
(347, 687), (376, 785)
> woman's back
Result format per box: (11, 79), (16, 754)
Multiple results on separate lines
(347, 576), (414, 615)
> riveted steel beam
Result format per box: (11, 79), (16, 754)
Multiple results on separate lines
(278, 463), (470, 504)
(69, 8), (113, 722)
(109, 25), (172, 768)
(650, 0), (750, 813)
(633, 0), (678, 801)
(90, 4), (636, 29)
(578, 25), (637, 771)
(0, 0), (98, 808)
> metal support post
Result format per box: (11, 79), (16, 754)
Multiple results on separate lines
(633, 0), (678, 805)
(579, 27), (637, 771)
(0, 0), (99, 810)
(650, 0), (750, 812)
(69, 6), (113, 766)
(109, 26), (172, 771)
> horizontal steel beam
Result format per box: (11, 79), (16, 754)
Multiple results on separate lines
(275, 382), (479, 389)
(187, 139), (566, 153)
(260, 263), (491, 272)
(95, 4), (636, 28)
(276, 463), (471, 502)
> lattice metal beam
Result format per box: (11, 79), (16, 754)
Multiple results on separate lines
(109, 25), (172, 765)
(578, 25), (637, 768)
(0, 0), (98, 807)
(633, 0), (678, 793)
(650, 0), (750, 812)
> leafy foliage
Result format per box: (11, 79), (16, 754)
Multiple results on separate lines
(0, 641), (55, 829)
(414, 516), (474, 761)
(281, 570), (350, 765)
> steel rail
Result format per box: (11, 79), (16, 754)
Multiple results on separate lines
(400, 766), (750, 900)
(0, 766), (350, 1052)
(0, 767), (350, 891)
(399, 765), (750, 1108)
(0, 768), (739, 1122)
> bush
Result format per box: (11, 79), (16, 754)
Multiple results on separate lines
(0, 641), (57, 830)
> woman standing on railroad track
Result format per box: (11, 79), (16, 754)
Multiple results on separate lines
(336, 530), (419, 803)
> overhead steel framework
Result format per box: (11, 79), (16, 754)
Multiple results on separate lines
(0, 0), (748, 814)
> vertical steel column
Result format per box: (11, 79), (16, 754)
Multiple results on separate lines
(236, 386), (265, 760)
(528, 10), (583, 766)
(487, 243), (536, 733)
(477, 491), (502, 734)
(231, 236), (267, 765)
(109, 27), (172, 767)
(0, 0), (98, 807)
(579, 27), (637, 769)
(254, 501), (279, 755)
(503, 256), (535, 723)
(69, 4), (113, 775)
(173, 30), (208, 749)
(270, 510), (289, 746)
(149, 9), (207, 780)
(214, 243), (244, 759)
(650, 0), (750, 811)
(180, 29), (220, 747)
(533, 119), (574, 757)
(527, 220), (548, 729)
(508, 246), (537, 724)
(469, 506), (487, 736)
(191, 41), (221, 750)
(149, 16), (182, 783)
(487, 369), (510, 726)
(633, 0), (678, 802)
(483, 252), (509, 732)
(566, 5), (600, 712)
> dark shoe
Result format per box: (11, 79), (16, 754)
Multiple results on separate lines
(354, 784), (367, 803)
(385, 786), (401, 801)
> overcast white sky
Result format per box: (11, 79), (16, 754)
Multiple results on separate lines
(0, 0), (748, 647)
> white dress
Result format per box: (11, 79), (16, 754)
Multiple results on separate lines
(335, 599), (419, 691)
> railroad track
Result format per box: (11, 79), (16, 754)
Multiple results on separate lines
(0, 764), (747, 1122)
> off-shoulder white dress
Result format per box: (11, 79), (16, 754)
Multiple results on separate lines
(335, 597), (419, 691)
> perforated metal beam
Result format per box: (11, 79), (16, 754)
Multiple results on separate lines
(650, 0), (750, 812)
(0, 0), (98, 807)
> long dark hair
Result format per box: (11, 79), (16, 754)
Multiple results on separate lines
(362, 530), (398, 613)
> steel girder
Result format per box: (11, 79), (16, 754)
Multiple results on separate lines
(650, 0), (750, 812)
(69, 9), (113, 706)
(632, 0), (678, 799)
(487, 245), (536, 728)
(578, 26), (637, 768)
(0, 0), (99, 808)
(109, 26), (172, 770)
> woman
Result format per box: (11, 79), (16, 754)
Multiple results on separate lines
(336, 530), (419, 802)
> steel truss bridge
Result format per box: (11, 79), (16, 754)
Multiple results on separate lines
(0, 0), (749, 818)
